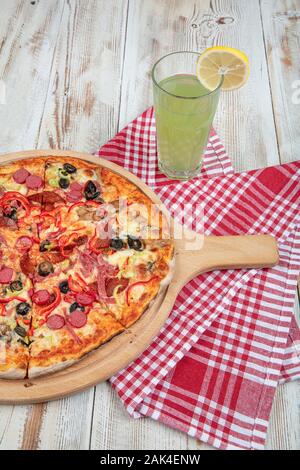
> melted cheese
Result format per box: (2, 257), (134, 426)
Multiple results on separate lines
(106, 249), (134, 268)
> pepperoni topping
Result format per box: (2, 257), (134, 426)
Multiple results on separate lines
(64, 292), (76, 304)
(32, 289), (51, 306)
(105, 277), (129, 297)
(20, 253), (35, 276)
(45, 251), (68, 264)
(66, 191), (82, 203)
(16, 236), (33, 251)
(67, 310), (87, 328)
(75, 292), (94, 306)
(0, 266), (14, 284)
(13, 168), (30, 184)
(69, 182), (82, 192)
(26, 174), (43, 189)
(27, 193), (43, 205)
(46, 314), (65, 330)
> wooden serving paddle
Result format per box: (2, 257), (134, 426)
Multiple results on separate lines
(0, 150), (279, 404)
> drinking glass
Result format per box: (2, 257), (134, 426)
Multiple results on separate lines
(152, 51), (223, 180)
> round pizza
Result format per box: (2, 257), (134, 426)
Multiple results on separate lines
(0, 156), (174, 378)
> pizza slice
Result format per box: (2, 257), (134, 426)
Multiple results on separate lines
(28, 271), (124, 378)
(68, 235), (173, 328)
(0, 158), (45, 234)
(0, 249), (34, 378)
(43, 157), (103, 204)
(0, 158), (45, 197)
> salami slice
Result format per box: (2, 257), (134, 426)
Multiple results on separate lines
(46, 314), (65, 330)
(43, 191), (65, 211)
(26, 174), (43, 189)
(75, 292), (94, 306)
(20, 253), (35, 276)
(69, 182), (82, 192)
(67, 310), (87, 328)
(66, 191), (82, 203)
(32, 289), (51, 306)
(13, 168), (30, 184)
(0, 266), (14, 284)
(28, 193), (43, 205)
(105, 277), (129, 297)
(16, 236), (33, 251)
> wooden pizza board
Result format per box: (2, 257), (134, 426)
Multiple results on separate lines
(0, 150), (279, 404)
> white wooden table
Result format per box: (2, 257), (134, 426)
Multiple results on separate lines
(0, 0), (299, 450)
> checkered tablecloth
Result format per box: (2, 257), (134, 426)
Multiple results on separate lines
(98, 107), (300, 449)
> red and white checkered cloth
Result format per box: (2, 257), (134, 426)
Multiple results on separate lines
(98, 107), (300, 449)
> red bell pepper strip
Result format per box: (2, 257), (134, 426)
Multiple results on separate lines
(41, 212), (57, 226)
(28, 327), (34, 336)
(0, 192), (31, 217)
(68, 275), (88, 293)
(58, 229), (87, 257)
(88, 228), (110, 254)
(64, 291), (76, 304)
(0, 296), (27, 304)
(67, 200), (100, 214)
(39, 287), (61, 317)
(0, 304), (5, 316)
(126, 276), (159, 306)
(75, 273), (90, 290)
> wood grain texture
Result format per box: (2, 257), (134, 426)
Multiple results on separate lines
(260, 0), (300, 164)
(0, 0), (299, 450)
(0, 0), (65, 153)
(260, 0), (300, 449)
(37, 0), (128, 151)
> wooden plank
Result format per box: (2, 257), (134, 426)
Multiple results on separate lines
(90, 0), (282, 451)
(37, 0), (128, 151)
(35, 391), (95, 450)
(0, 0), (65, 450)
(0, 0), (128, 450)
(260, 0), (300, 164)
(260, 0), (300, 450)
(90, 382), (189, 450)
(0, 0), (65, 154)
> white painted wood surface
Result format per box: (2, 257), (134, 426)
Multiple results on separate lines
(0, 0), (299, 450)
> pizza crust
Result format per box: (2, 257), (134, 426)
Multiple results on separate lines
(28, 359), (76, 379)
(0, 368), (27, 379)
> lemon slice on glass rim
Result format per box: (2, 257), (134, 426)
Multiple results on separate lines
(196, 46), (250, 91)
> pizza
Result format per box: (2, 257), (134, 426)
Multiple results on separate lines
(0, 156), (174, 378)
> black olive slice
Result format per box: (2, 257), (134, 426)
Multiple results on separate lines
(69, 302), (85, 313)
(16, 302), (31, 316)
(110, 238), (124, 250)
(63, 163), (77, 174)
(14, 325), (27, 337)
(38, 261), (54, 277)
(59, 280), (69, 294)
(84, 181), (99, 200)
(127, 236), (143, 251)
(59, 178), (70, 189)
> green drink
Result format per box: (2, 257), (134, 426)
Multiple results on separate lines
(152, 52), (223, 179)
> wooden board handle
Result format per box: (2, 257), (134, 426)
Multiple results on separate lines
(175, 234), (279, 289)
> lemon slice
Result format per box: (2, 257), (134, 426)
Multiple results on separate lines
(196, 46), (250, 91)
